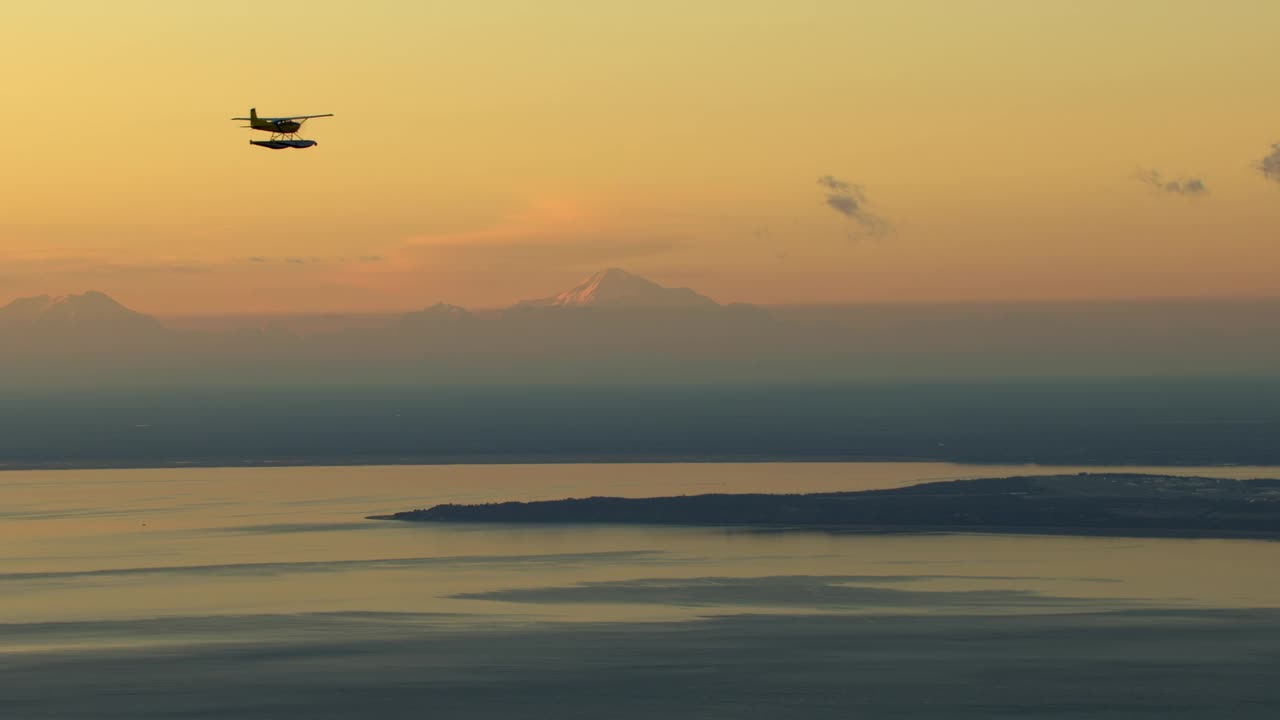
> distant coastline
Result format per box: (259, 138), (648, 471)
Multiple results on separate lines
(373, 474), (1280, 540)
(6, 382), (1280, 470)
(3, 456), (1279, 474)
(0, 454), (937, 473)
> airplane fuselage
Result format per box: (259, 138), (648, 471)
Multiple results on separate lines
(251, 119), (302, 134)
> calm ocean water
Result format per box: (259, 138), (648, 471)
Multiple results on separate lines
(4, 462), (1280, 718)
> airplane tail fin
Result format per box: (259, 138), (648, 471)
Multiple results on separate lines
(250, 108), (258, 121)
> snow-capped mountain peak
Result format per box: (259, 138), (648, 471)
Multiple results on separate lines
(518, 268), (718, 309)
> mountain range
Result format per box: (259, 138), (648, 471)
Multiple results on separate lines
(3, 268), (1280, 387)
(0, 268), (722, 335)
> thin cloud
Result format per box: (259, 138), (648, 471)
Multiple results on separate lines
(817, 175), (889, 237)
(0, 252), (215, 276)
(388, 196), (687, 271)
(1135, 168), (1208, 196)
(1259, 144), (1280, 184)
(243, 256), (381, 266)
(395, 237), (686, 271)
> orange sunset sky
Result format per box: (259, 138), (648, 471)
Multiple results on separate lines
(4, 1), (1280, 314)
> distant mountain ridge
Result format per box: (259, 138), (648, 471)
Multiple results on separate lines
(516, 268), (719, 310)
(0, 269), (721, 332)
(0, 290), (162, 334)
(4, 275), (1280, 388)
(398, 302), (473, 329)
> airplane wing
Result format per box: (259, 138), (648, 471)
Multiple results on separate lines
(264, 114), (334, 121)
(230, 113), (334, 121)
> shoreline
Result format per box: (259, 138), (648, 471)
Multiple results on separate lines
(368, 518), (1280, 541)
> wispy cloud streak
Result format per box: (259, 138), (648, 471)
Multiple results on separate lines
(1135, 168), (1208, 197)
(1259, 144), (1280, 185)
(817, 175), (889, 237)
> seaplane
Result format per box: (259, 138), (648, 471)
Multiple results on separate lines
(232, 108), (333, 149)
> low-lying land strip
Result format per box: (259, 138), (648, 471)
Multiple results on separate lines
(373, 474), (1280, 538)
